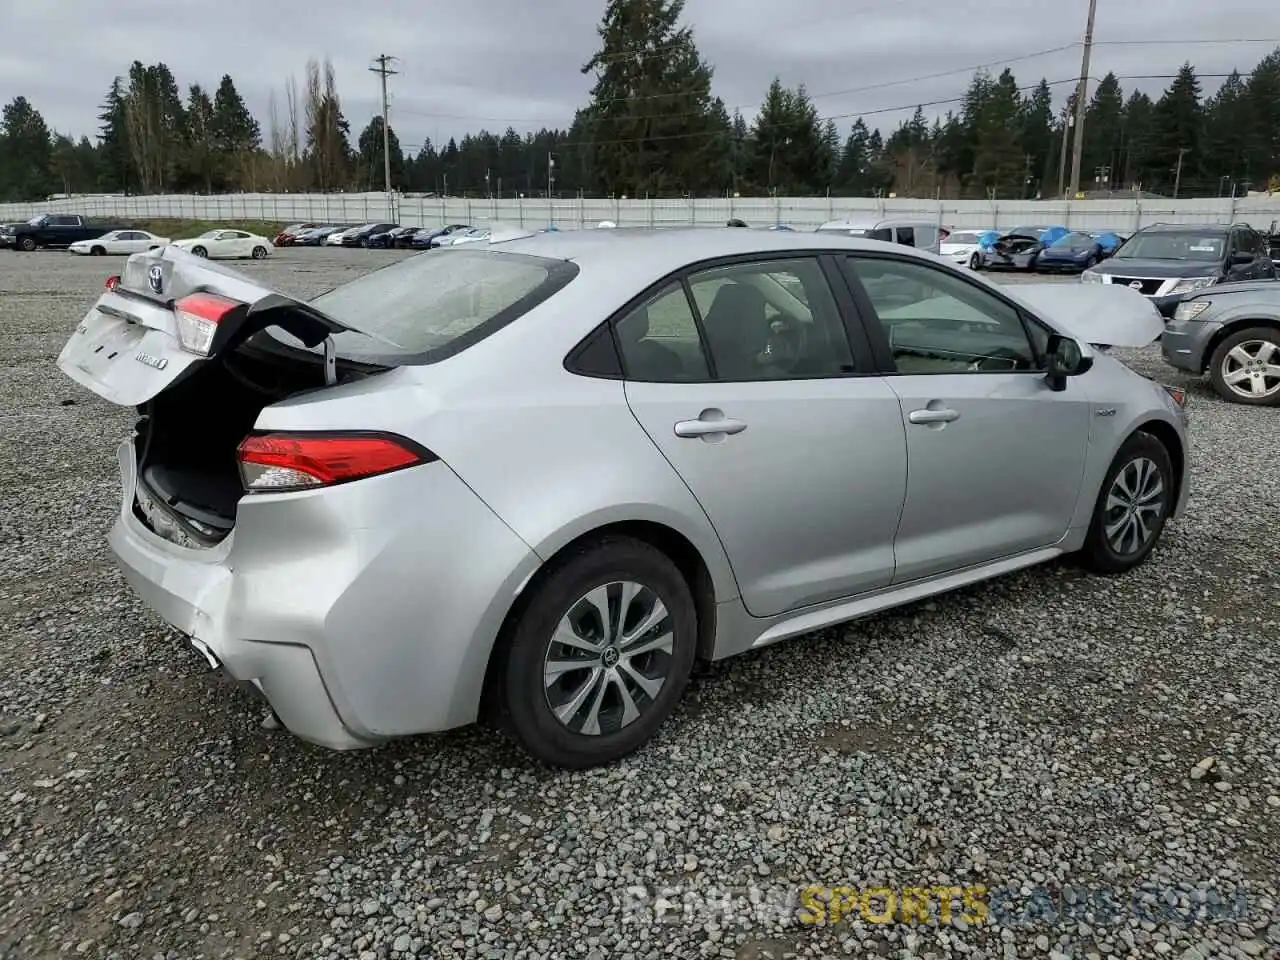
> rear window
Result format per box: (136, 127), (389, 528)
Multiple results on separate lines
(279, 248), (577, 364)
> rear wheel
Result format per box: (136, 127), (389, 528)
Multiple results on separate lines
(493, 537), (697, 768)
(1078, 432), (1174, 574)
(1207, 327), (1280, 406)
(251, 245), (268, 259)
(191, 245), (208, 258)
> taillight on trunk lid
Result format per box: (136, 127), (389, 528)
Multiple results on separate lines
(175, 291), (243, 356)
(237, 432), (434, 493)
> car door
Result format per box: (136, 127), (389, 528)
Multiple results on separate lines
(118, 231), (145, 253)
(839, 253), (1093, 584)
(619, 254), (908, 619)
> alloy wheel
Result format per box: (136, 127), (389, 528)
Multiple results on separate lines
(1103, 457), (1166, 555)
(1219, 339), (1280, 400)
(542, 581), (675, 736)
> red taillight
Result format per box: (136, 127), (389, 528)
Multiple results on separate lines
(105, 275), (121, 291)
(174, 291), (241, 356)
(236, 432), (433, 492)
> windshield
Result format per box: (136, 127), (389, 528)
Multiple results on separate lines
(26, 216), (46, 226)
(272, 248), (577, 364)
(1006, 226), (1046, 238)
(944, 232), (981, 244)
(1051, 232), (1095, 249)
(1115, 230), (1226, 261)
(197, 230), (220, 239)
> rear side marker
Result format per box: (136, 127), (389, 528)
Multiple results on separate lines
(237, 432), (436, 493)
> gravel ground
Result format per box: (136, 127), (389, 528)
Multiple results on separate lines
(1, 247), (1278, 960)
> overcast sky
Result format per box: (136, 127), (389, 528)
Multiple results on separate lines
(4, 0), (1278, 153)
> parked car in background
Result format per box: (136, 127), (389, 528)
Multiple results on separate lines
(1081, 222), (1277, 317)
(1036, 231), (1110, 273)
(814, 218), (949, 255)
(367, 226), (417, 249)
(272, 223), (321, 247)
(294, 226), (346, 246)
(411, 224), (471, 249)
(68, 229), (170, 256)
(973, 226), (1069, 272)
(1161, 281), (1280, 406)
(171, 229), (272, 260)
(56, 230), (1187, 768)
(443, 227), (492, 246)
(342, 223), (398, 247)
(326, 225), (367, 246)
(939, 229), (998, 268)
(1, 214), (127, 251)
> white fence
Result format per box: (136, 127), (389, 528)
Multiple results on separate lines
(4, 192), (1280, 232)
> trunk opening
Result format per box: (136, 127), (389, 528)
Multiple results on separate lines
(133, 334), (386, 547)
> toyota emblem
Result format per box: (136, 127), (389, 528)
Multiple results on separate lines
(1128, 280), (1143, 290)
(147, 264), (164, 294)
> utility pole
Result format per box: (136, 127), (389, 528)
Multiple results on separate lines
(369, 54), (399, 220)
(1057, 112), (1073, 198)
(1173, 147), (1190, 199)
(1067, 0), (1098, 199)
(547, 153), (556, 227)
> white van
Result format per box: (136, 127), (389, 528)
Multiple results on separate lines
(815, 218), (949, 254)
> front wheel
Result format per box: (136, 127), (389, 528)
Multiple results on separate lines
(18, 237), (36, 252)
(969, 253), (982, 270)
(1078, 432), (1174, 574)
(492, 537), (697, 768)
(191, 245), (208, 258)
(251, 245), (268, 259)
(1207, 327), (1280, 406)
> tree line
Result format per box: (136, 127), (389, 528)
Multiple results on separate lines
(2, 0), (1279, 203)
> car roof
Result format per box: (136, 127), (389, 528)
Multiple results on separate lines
(487, 225), (938, 274)
(1140, 222), (1232, 233)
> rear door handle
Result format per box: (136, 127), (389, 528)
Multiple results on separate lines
(674, 412), (747, 438)
(908, 408), (960, 424)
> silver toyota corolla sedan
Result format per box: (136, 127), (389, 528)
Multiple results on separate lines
(57, 229), (1190, 768)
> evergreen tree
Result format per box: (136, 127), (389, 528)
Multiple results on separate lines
(1119, 91), (1156, 189)
(96, 78), (131, 193)
(0, 97), (55, 201)
(355, 116), (406, 191)
(836, 118), (871, 194)
(1243, 48), (1280, 189)
(969, 68), (1024, 198)
(1083, 73), (1125, 189)
(185, 84), (216, 193)
(1152, 63), (1204, 195)
(581, 0), (727, 196)
(749, 79), (827, 194)
(211, 75), (261, 189)
(1020, 80), (1055, 196)
(1203, 71), (1250, 192)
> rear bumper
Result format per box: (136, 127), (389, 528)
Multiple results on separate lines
(107, 438), (540, 749)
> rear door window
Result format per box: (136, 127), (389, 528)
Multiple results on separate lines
(896, 227), (916, 247)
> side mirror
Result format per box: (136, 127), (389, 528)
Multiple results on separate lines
(1045, 334), (1092, 392)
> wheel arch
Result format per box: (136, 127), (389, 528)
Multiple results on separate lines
(1132, 418), (1185, 512)
(1200, 315), (1280, 373)
(479, 518), (723, 718)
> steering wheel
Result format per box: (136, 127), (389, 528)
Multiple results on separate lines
(755, 315), (808, 372)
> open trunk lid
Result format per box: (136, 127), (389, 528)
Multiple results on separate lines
(56, 246), (383, 407)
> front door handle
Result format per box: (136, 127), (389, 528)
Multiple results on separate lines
(674, 409), (747, 438)
(908, 407), (960, 424)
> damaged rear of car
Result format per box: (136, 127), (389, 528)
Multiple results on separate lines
(56, 245), (569, 751)
(973, 225), (1067, 272)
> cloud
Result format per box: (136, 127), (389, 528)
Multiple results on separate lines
(5, 0), (1278, 153)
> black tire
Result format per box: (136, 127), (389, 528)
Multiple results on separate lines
(90, 246), (105, 256)
(969, 253), (982, 270)
(1077, 431), (1174, 574)
(1207, 326), (1280, 407)
(18, 236), (36, 252)
(251, 245), (268, 259)
(191, 245), (208, 258)
(491, 536), (697, 768)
